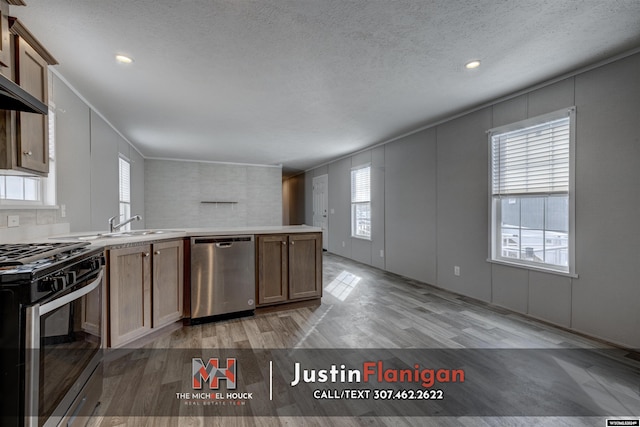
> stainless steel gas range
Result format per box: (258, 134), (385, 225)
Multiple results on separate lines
(0, 242), (105, 427)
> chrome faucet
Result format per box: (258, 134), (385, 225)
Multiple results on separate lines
(108, 214), (142, 232)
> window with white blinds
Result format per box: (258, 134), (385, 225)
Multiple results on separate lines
(489, 108), (575, 274)
(351, 165), (371, 239)
(118, 156), (132, 230)
(491, 117), (570, 196)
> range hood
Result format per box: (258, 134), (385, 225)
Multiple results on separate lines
(0, 72), (48, 114)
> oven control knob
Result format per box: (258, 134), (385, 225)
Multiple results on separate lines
(39, 276), (66, 293)
(66, 271), (77, 285)
(53, 276), (67, 291)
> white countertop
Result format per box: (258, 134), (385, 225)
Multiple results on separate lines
(44, 225), (322, 248)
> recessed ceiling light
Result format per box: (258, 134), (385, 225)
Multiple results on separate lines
(465, 60), (481, 69)
(115, 54), (134, 64)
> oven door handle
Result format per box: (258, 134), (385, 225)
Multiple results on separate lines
(39, 269), (104, 316)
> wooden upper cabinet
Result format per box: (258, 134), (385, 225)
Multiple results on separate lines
(8, 17), (56, 175)
(0, 1), (11, 73)
(14, 37), (48, 172)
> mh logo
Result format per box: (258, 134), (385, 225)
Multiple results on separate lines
(192, 357), (237, 390)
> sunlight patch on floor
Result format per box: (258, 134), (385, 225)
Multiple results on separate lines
(325, 270), (361, 301)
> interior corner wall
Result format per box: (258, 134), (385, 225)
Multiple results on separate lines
(305, 51), (640, 348)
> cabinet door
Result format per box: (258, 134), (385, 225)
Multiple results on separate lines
(0, 2), (10, 73)
(109, 245), (151, 347)
(257, 235), (288, 305)
(288, 233), (322, 300)
(152, 240), (184, 328)
(15, 37), (48, 174)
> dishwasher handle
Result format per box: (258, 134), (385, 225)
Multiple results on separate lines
(216, 242), (233, 248)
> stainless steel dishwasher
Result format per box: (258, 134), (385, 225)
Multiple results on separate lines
(190, 235), (255, 322)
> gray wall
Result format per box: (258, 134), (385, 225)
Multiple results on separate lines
(89, 110), (119, 231)
(304, 52), (640, 349)
(144, 159), (282, 229)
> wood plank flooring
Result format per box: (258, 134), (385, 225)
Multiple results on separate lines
(84, 253), (640, 427)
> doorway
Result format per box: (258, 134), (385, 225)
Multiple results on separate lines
(312, 174), (329, 250)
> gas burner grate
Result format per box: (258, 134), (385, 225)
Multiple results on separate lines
(0, 242), (90, 267)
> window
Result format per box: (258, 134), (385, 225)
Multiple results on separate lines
(351, 165), (371, 239)
(0, 107), (56, 206)
(489, 108), (575, 273)
(118, 156), (131, 231)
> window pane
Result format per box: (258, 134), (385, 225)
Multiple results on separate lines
(5, 176), (24, 200)
(23, 178), (39, 201)
(501, 226), (520, 259)
(521, 229), (544, 262)
(546, 195), (568, 232)
(544, 231), (568, 267)
(521, 197), (544, 229)
(501, 198), (520, 228)
(119, 202), (131, 231)
(352, 202), (371, 238)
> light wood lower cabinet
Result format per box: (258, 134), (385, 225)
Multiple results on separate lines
(257, 233), (322, 306)
(108, 245), (152, 347)
(152, 239), (184, 328)
(108, 240), (183, 347)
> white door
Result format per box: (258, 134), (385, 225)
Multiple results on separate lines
(312, 174), (329, 250)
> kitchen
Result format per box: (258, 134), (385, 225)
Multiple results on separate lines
(1, 1), (640, 426)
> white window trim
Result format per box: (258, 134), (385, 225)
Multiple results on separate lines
(487, 107), (576, 277)
(351, 163), (371, 240)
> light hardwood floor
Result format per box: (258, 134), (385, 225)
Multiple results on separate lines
(85, 253), (640, 427)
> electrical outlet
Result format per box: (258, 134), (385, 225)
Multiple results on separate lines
(454, 266), (460, 276)
(60, 204), (66, 218)
(342, 241), (346, 248)
(8, 215), (19, 228)
(380, 250), (384, 258)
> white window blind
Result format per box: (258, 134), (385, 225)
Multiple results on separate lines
(119, 156), (131, 230)
(119, 157), (131, 204)
(351, 166), (370, 203)
(491, 117), (570, 196)
(351, 165), (371, 239)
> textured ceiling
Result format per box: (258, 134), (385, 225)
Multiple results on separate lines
(12, 0), (640, 175)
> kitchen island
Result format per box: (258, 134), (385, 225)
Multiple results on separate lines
(50, 225), (323, 348)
